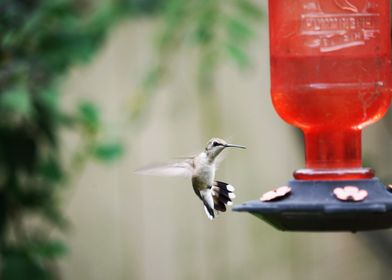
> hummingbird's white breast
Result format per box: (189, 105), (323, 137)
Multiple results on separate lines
(193, 152), (215, 188)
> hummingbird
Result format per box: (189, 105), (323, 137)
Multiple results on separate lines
(135, 138), (246, 220)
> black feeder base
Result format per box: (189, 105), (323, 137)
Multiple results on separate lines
(233, 178), (392, 232)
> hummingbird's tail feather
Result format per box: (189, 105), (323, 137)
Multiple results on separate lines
(199, 189), (216, 220)
(203, 203), (215, 220)
(212, 181), (236, 210)
(198, 182), (235, 220)
(213, 200), (226, 212)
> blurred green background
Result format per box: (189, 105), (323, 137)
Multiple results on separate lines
(2, 0), (392, 279)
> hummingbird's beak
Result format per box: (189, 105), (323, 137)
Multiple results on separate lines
(224, 143), (246, 149)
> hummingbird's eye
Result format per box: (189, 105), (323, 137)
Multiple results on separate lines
(212, 141), (219, 147)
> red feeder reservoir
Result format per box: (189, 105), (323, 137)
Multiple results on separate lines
(234, 0), (392, 231)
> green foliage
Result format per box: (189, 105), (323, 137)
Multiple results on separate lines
(27, 239), (68, 259)
(77, 101), (101, 134)
(2, 239), (67, 280)
(0, 87), (32, 118)
(0, 0), (130, 278)
(2, 249), (49, 280)
(93, 142), (124, 162)
(74, 101), (124, 163)
(39, 157), (64, 183)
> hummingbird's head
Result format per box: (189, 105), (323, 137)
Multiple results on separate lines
(205, 138), (246, 161)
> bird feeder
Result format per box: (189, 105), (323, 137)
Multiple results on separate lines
(234, 0), (392, 231)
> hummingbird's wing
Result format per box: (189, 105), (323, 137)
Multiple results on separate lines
(135, 159), (194, 178)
